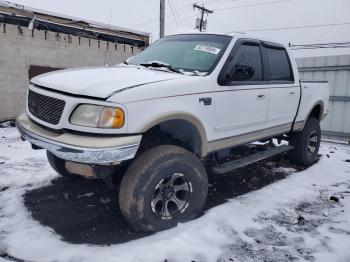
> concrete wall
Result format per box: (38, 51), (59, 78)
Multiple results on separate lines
(0, 23), (142, 121)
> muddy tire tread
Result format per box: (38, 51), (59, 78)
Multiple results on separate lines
(119, 145), (207, 232)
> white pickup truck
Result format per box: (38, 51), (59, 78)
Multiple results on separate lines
(16, 33), (329, 232)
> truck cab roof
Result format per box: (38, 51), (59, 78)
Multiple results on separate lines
(165, 31), (290, 50)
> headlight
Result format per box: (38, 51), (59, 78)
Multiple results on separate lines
(99, 106), (125, 128)
(70, 104), (125, 128)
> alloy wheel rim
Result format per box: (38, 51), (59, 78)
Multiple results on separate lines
(151, 173), (192, 220)
(307, 130), (318, 155)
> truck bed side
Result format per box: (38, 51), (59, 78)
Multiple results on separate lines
(293, 80), (329, 131)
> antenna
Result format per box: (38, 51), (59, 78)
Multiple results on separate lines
(104, 8), (113, 66)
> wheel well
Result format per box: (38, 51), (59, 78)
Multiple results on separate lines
(139, 119), (203, 156)
(309, 104), (323, 120)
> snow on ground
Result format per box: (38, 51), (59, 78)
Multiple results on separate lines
(0, 125), (350, 262)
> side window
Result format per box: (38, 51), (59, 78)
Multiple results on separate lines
(265, 47), (293, 81)
(228, 44), (263, 82)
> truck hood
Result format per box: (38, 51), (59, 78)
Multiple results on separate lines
(30, 66), (187, 99)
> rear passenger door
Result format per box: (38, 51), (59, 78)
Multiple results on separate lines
(262, 42), (300, 128)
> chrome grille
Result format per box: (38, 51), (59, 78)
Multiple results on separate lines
(28, 90), (65, 125)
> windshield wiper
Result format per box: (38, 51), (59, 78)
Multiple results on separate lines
(139, 61), (184, 74)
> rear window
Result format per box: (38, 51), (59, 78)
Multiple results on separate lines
(265, 47), (294, 81)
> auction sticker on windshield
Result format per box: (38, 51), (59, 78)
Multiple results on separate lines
(194, 45), (221, 55)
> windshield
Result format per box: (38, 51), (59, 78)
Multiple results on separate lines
(128, 34), (232, 74)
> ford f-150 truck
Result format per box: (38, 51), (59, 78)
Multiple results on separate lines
(16, 33), (329, 232)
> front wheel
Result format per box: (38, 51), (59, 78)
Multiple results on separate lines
(289, 117), (321, 166)
(119, 145), (208, 232)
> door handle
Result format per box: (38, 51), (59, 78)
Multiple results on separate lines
(257, 94), (265, 100)
(289, 91), (296, 96)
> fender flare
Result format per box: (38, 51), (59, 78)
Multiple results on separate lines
(297, 100), (325, 131)
(139, 112), (208, 157)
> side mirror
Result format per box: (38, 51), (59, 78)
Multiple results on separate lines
(227, 64), (255, 81)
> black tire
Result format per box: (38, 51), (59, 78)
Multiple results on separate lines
(46, 151), (81, 180)
(119, 145), (208, 232)
(289, 117), (321, 166)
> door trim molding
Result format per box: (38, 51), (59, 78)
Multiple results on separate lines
(207, 122), (292, 152)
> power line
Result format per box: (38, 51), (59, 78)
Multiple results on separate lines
(201, 0), (240, 4)
(133, 0), (283, 29)
(226, 21), (350, 34)
(144, 0), (292, 29)
(131, 3), (191, 28)
(213, 0), (291, 11)
(132, 7), (190, 28)
(146, 13), (197, 31)
(170, 0), (184, 27)
(144, 0), (350, 37)
(130, 0), (241, 29)
(168, 0), (180, 27)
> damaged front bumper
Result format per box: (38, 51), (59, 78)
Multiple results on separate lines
(16, 113), (141, 164)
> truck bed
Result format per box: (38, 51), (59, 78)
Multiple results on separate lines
(294, 80), (329, 129)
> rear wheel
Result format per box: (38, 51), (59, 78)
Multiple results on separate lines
(47, 151), (81, 180)
(289, 117), (321, 166)
(119, 145), (208, 232)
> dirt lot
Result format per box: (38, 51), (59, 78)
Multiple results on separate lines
(23, 155), (293, 245)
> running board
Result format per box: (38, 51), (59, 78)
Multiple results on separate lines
(211, 145), (293, 175)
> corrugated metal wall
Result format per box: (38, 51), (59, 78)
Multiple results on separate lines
(297, 55), (350, 143)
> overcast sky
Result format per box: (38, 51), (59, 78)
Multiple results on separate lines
(7, 0), (350, 57)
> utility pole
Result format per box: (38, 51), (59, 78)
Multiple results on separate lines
(160, 0), (165, 38)
(193, 3), (213, 32)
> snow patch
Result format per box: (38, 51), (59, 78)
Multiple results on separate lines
(0, 127), (349, 262)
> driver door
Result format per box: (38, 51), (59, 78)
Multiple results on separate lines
(212, 39), (269, 144)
